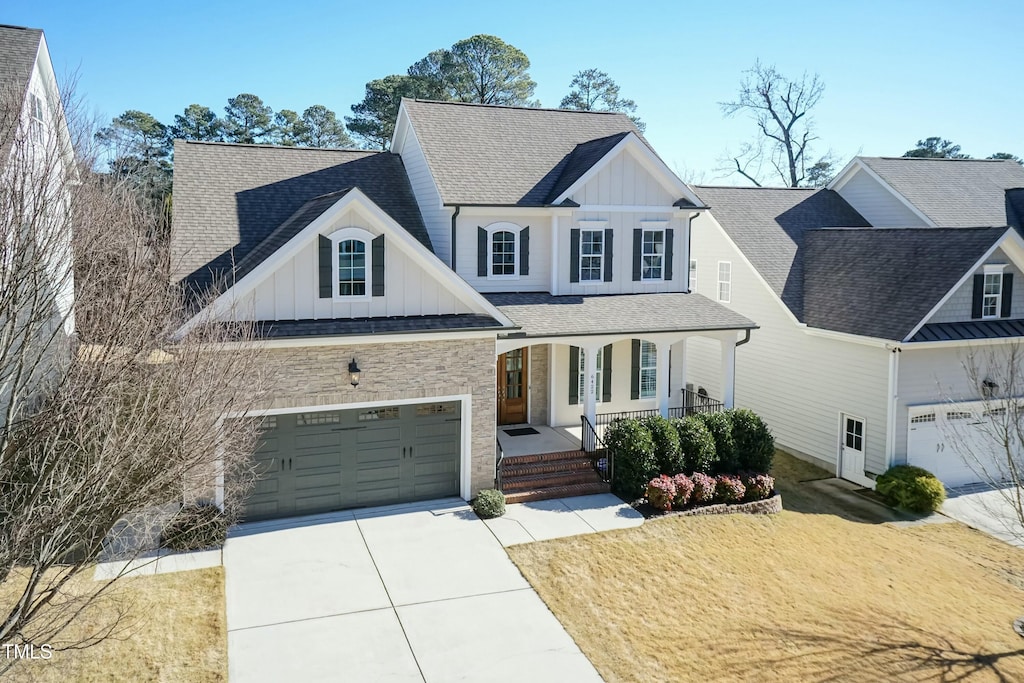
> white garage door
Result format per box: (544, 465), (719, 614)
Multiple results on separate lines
(906, 403), (1011, 487)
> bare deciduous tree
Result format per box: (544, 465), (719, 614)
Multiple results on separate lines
(718, 61), (830, 187)
(0, 78), (265, 671)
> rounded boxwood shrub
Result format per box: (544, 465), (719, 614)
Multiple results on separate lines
(690, 472), (717, 505)
(672, 473), (694, 508)
(606, 418), (657, 500)
(643, 415), (684, 475)
(696, 411), (737, 474)
(646, 475), (676, 511)
(472, 489), (506, 518)
(715, 475), (746, 503)
(672, 416), (717, 474)
(741, 472), (775, 501)
(162, 503), (227, 552)
(730, 409), (775, 473)
(875, 465), (946, 513)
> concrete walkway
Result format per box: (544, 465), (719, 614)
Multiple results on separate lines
(485, 493), (644, 546)
(224, 498), (603, 682)
(943, 482), (1024, 547)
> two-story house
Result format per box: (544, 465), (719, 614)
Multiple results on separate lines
(171, 99), (756, 520)
(686, 157), (1024, 488)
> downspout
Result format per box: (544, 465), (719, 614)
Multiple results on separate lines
(735, 328), (752, 347)
(885, 344), (902, 470)
(450, 206), (460, 271)
(686, 211), (698, 292)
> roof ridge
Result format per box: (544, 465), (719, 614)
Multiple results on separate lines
(176, 140), (379, 153)
(407, 98), (633, 117)
(863, 156), (1011, 163)
(813, 225), (1008, 232)
(694, 184), (820, 191)
(0, 24), (43, 32)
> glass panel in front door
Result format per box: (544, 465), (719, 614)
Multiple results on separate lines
(506, 349), (523, 399)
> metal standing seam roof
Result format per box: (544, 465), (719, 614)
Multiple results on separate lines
(170, 141), (431, 294)
(910, 319), (1024, 343)
(484, 292), (757, 338)
(858, 157), (1024, 228)
(803, 226), (1010, 341)
(692, 186), (870, 321)
(401, 99), (661, 206)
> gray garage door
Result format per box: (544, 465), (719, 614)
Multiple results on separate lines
(245, 401), (461, 521)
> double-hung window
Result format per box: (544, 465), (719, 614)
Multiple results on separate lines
(717, 261), (732, 303)
(337, 239), (367, 296)
(580, 230), (604, 282)
(639, 341), (656, 399)
(982, 272), (1003, 319)
(577, 348), (604, 403)
(641, 230), (664, 280)
(491, 230), (516, 277)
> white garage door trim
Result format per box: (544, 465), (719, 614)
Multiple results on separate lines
(217, 393), (474, 506)
(906, 400), (1010, 488)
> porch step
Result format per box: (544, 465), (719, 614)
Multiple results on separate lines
(503, 481), (611, 505)
(501, 449), (589, 468)
(501, 455), (595, 478)
(501, 468), (605, 492)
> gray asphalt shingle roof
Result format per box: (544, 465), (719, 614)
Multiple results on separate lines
(858, 157), (1024, 228)
(171, 141), (430, 292)
(253, 314), (502, 339)
(401, 99), (650, 206)
(803, 227), (1009, 341)
(485, 292), (756, 338)
(0, 25), (43, 159)
(693, 186), (870, 320)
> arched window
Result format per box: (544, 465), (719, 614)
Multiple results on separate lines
(492, 230), (516, 276)
(327, 227), (375, 299)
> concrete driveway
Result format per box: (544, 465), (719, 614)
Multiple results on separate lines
(224, 498), (602, 682)
(943, 482), (1024, 547)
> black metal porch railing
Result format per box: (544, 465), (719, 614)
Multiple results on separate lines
(581, 415), (612, 484)
(495, 437), (503, 491)
(594, 408), (660, 426)
(669, 389), (726, 417)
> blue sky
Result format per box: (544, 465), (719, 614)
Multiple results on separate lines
(5, 0), (1022, 183)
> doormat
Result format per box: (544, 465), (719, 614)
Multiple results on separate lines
(503, 427), (539, 436)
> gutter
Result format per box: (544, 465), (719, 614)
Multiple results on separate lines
(735, 328), (752, 347)
(450, 205), (460, 270)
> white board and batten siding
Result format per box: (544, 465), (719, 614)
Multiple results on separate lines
(393, 121), (453, 266)
(233, 204), (474, 322)
(927, 248), (1024, 324)
(453, 214), (552, 293)
(688, 213), (891, 476)
(833, 168), (928, 227)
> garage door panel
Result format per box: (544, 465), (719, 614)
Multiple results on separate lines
(357, 426), (403, 444)
(357, 464), (401, 484)
(293, 432), (343, 451)
(294, 492), (342, 515)
(293, 451), (344, 470)
(357, 484), (402, 506)
(907, 404), (1010, 487)
(293, 470), (344, 490)
(357, 444), (403, 464)
(412, 422), (459, 439)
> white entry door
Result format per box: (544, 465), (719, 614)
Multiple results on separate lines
(840, 415), (866, 482)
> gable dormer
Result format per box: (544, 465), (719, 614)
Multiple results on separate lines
(829, 159), (932, 227)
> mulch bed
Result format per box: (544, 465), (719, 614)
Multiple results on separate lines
(630, 492), (783, 520)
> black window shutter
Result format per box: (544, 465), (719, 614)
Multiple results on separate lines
(569, 346), (580, 405)
(1002, 273), (1014, 317)
(630, 339), (641, 400)
(520, 226), (530, 276)
(602, 344), (613, 402)
(603, 228), (614, 282)
(477, 227), (487, 277)
(971, 274), (984, 319)
(632, 229), (642, 281)
(318, 235), (332, 298)
(371, 235), (385, 297)
(664, 228), (674, 280)
(570, 229), (580, 283)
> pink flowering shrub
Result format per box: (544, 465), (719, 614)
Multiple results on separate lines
(646, 475), (676, 511)
(690, 472), (717, 505)
(741, 473), (775, 501)
(715, 475), (746, 503)
(671, 473), (694, 507)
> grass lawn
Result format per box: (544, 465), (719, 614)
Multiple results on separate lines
(4, 567), (226, 682)
(508, 451), (1024, 682)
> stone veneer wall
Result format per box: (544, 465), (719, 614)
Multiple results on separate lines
(259, 337), (498, 496)
(529, 343), (549, 426)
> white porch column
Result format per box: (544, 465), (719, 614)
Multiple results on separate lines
(657, 342), (670, 417)
(582, 343), (600, 424)
(720, 336), (736, 408)
(676, 338), (688, 404)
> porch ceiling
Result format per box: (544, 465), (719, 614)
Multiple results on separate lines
(485, 292), (757, 339)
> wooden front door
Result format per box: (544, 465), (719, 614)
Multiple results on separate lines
(497, 348), (528, 425)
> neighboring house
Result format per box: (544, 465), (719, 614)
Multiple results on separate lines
(171, 100), (756, 519)
(687, 157), (1024, 488)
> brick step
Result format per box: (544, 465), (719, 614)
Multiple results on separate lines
(503, 481), (611, 505)
(501, 469), (605, 492)
(501, 456), (596, 478)
(501, 450), (587, 468)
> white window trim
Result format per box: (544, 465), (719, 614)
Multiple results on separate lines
(640, 229), (666, 282)
(639, 340), (657, 399)
(982, 264), (1007, 319)
(329, 227), (374, 301)
(717, 261), (732, 303)
(689, 259), (697, 292)
(578, 228), (605, 284)
(485, 222), (521, 281)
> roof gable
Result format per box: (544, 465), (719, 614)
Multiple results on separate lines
(397, 99), (647, 206)
(0, 25), (42, 108)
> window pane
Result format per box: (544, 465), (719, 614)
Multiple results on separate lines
(491, 230), (516, 276)
(338, 239), (367, 296)
(580, 231), (604, 281)
(576, 348), (603, 403)
(639, 341), (657, 398)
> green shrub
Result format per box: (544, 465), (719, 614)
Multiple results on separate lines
(161, 504), (227, 552)
(730, 409), (775, 473)
(696, 411), (737, 474)
(606, 418), (657, 500)
(643, 415), (684, 475)
(875, 465), (946, 513)
(672, 416), (717, 474)
(472, 489), (506, 518)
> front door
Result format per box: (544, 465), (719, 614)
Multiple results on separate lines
(497, 348), (528, 425)
(840, 415), (866, 482)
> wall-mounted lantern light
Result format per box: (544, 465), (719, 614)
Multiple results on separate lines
(349, 359), (361, 387)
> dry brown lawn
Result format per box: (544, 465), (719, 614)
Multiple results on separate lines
(4, 567), (226, 682)
(508, 452), (1024, 683)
